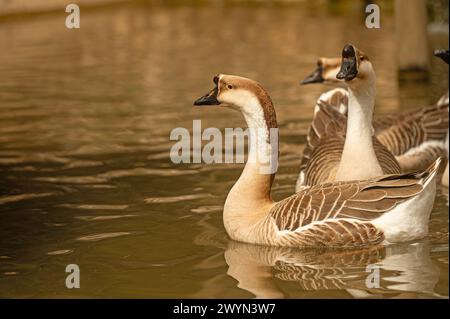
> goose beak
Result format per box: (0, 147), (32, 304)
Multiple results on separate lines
(336, 44), (358, 81)
(194, 87), (220, 106)
(300, 65), (324, 85)
(434, 49), (449, 65)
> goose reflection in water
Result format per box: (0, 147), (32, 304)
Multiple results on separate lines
(223, 240), (442, 298)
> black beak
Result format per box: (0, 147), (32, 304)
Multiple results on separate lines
(300, 65), (324, 85)
(336, 44), (358, 81)
(194, 86), (220, 106)
(434, 49), (449, 65)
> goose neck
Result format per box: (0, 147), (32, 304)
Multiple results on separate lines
(336, 77), (383, 181)
(223, 96), (278, 240)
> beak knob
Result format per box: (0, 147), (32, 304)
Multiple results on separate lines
(194, 87), (220, 106)
(336, 43), (358, 81)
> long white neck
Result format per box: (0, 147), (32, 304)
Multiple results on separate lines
(223, 96), (278, 240)
(335, 72), (383, 181)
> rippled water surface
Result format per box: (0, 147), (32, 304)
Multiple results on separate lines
(0, 2), (448, 298)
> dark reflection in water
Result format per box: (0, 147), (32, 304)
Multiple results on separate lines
(0, 2), (448, 298)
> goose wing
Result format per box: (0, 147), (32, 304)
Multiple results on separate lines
(272, 161), (438, 247)
(376, 102), (449, 157)
(298, 92), (347, 187)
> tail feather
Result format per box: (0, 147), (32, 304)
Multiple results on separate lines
(419, 157), (442, 186)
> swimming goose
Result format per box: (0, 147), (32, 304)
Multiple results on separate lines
(300, 53), (449, 173)
(194, 74), (440, 247)
(297, 44), (401, 190)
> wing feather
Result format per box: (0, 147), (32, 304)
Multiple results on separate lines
(270, 161), (439, 238)
(376, 103), (449, 156)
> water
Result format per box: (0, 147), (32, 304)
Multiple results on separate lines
(0, 2), (448, 298)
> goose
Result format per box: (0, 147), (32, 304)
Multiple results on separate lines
(297, 44), (402, 191)
(299, 52), (449, 173)
(194, 73), (440, 248)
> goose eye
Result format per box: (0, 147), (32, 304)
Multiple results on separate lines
(227, 84), (233, 89)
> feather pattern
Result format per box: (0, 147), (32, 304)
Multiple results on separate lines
(269, 160), (438, 248)
(376, 102), (449, 156)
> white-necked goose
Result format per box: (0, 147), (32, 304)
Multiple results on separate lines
(297, 44), (401, 191)
(194, 73), (440, 247)
(299, 51), (449, 173)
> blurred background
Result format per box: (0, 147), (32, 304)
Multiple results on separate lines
(0, 0), (448, 298)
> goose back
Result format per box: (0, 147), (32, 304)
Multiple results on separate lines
(271, 160), (437, 248)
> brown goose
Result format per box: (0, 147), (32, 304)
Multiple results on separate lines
(194, 74), (439, 248)
(299, 52), (449, 174)
(296, 44), (401, 191)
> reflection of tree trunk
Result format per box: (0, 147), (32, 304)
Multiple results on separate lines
(395, 0), (429, 76)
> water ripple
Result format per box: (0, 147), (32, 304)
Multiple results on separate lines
(144, 193), (213, 204)
(75, 215), (137, 221)
(191, 205), (223, 214)
(59, 204), (129, 210)
(47, 249), (73, 256)
(76, 232), (131, 242)
(0, 192), (56, 205)
(34, 167), (199, 184)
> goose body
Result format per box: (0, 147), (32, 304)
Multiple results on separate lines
(194, 72), (439, 248)
(300, 53), (449, 174)
(296, 45), (401, 191)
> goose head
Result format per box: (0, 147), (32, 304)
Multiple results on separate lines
(194, 74), (277, 129)
(301, 57), (343, 86)
(336, 44), (374, 85)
